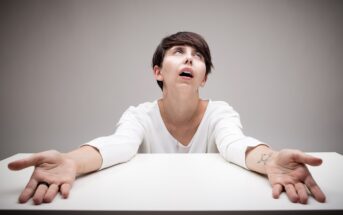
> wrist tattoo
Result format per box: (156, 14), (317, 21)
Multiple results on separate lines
(257, 153), (273, 165)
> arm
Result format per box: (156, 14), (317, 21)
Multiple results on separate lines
(209, 102), (326, 204)
(8, 106), (144, 205)
(245, 145), (326, 204)
(8, 105), (145, 205)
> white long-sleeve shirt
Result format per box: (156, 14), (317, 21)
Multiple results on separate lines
(85, 100), (263, 170)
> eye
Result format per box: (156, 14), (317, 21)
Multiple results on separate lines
(194, 51), (203, 59)
(174, 47), (184, 54)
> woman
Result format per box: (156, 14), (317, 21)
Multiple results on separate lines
(8, 32), (326, 205)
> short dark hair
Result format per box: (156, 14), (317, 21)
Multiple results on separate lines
(152, 32), (214, 90)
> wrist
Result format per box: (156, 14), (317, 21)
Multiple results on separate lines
(245, 144), (276, 174)
(63, 152), (81, 176)
(261, 151), (278, 174)
(64, 145), (102, 176)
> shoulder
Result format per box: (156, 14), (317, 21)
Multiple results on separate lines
(207, 100), (242, 127)
(210, 100), (232, 107)
(126, 101), (157, 114)
(127, 101), (156, 111)
(120, 101), (158, 121)
(208, 100), (239, 115)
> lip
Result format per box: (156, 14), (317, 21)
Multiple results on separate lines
(178, 67), (194, 78)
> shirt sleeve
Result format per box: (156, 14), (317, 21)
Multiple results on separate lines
(83, 106), (145, 170)
(211, 102), (266, 169)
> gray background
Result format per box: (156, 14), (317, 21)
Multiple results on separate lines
(1, 0), (342, 160)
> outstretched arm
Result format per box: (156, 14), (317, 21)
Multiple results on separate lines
(245, 145), (326, 204)
(8, 145), (102, 205)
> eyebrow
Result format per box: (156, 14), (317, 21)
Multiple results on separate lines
(169, 45), (200, 52)
(170, 45), (184, 50)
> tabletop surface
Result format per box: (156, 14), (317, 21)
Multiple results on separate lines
(0, 152), (342, 212)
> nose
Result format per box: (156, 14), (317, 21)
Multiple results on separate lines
(184, 53), (193, 66)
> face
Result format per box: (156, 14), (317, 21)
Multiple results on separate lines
(153, 45), (207, 92)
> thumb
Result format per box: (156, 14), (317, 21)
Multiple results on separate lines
(292, 151), (323, 166)
(8, 153), (46, 171)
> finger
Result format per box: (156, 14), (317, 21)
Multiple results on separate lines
(295, 183), (308, 204)
(32, 183), (49, 205)
(272, 184), (283, 199)
(284, 184), (299, 203)
(60, 183), (72, 198)
(43, 184), (59, 203)
(8, 153), (46, 171)
(18, 178), (38, 203)
(305, 176), (326, 203)
(292, 151), (322, 166)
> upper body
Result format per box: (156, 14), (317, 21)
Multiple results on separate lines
(86, 100), (262, 170)
(8, 31), (326, 205)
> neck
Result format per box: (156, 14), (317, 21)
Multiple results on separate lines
(159, 89), (201, 126)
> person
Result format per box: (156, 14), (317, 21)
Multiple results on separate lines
(8, 31), (326, 205)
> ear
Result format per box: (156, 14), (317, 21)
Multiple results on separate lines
(153, 65), (163, 81)
(200, 74), (208, 87)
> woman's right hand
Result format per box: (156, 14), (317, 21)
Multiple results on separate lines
(8, 150), (77, 205)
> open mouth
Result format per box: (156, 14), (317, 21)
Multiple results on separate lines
(179, 71), (193, 78)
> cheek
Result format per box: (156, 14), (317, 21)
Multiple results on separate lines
(161, 58), (180, 74)
(196, 64), (207, 82)
(196, 62), (207, 75)
(161, 59), (173, 72)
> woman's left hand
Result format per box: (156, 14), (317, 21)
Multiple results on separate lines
(265, 149), (326, 204)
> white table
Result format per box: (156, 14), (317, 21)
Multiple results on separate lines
(0, 153), (342, 214)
